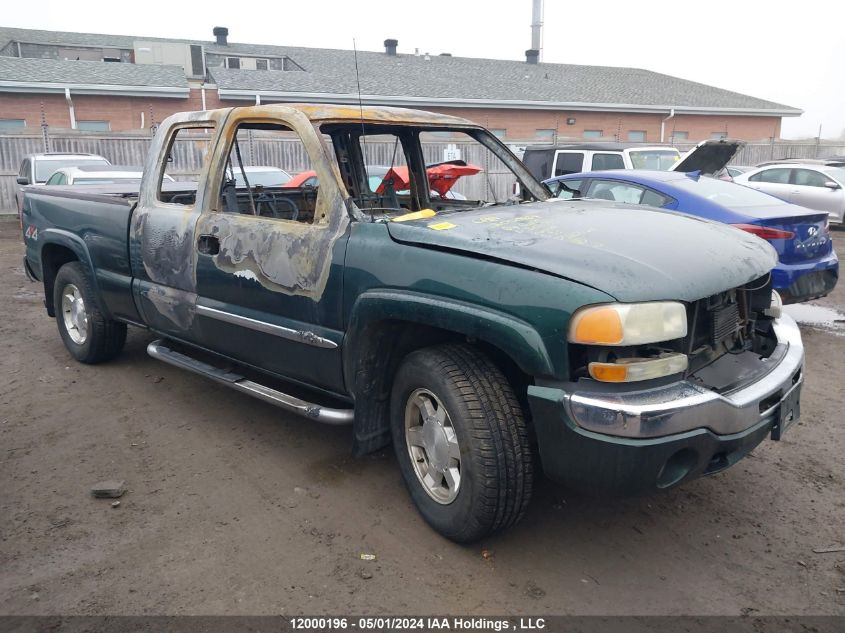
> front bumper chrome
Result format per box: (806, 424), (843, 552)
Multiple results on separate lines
(564, 315), (804, 438)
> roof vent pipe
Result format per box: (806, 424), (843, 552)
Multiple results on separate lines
(525, 49), (539, 64)
(384, 39), (398, 55)
(531, 0), (544, 62)
(213, 27), (229, 46)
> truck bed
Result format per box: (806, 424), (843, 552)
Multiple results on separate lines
(21, 181), (199, 325)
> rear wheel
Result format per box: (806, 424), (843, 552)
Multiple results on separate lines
(53, 262), (126, 364)
(390, 344), (533, 543)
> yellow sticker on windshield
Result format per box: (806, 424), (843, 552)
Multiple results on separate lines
(428, 222), (456, 230)
(392, 209), (436, 222)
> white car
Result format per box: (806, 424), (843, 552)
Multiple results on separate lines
(522, 139), (744, 180)
(45, 165), (174, 186)
(230, 165), (292, 187)
(16, 153), (111, 211)
(733, 163), (845, 224)
(522, 143), (683, 179)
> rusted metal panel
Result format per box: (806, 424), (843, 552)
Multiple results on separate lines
(193, 105), (350, 300)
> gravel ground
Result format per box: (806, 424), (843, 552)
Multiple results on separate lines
(1, 216), (843, 616)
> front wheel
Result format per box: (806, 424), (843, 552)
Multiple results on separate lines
(53, 262), (127, 364)
(390, 344), (533, 543)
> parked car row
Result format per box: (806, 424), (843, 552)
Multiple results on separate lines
(16, 137), (841, 309)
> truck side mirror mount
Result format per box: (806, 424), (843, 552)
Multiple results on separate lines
(16, 176), (30, 185)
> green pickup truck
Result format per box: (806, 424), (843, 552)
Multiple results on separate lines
(20, 104), (804, 542)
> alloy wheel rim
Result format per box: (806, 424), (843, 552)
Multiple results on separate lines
(61, 283), (88, 345)
(404, 388), (461, 505)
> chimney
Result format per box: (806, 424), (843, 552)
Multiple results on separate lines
(213, 26), (229, 46)
(525, 49), (539, 64)
(384, 39), (398, 56)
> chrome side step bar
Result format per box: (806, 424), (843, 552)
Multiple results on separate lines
(146, 339), (354, 425)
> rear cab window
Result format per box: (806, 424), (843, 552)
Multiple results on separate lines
(158, 124), (215, 206)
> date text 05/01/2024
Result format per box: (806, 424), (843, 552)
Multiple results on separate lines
(289, 617), (547, 630)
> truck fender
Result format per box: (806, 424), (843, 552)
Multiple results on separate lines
(343, 289), (554, 455)
(39, 228), (110, 319)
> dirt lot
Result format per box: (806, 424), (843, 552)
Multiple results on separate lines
(1, 215), (843, 616)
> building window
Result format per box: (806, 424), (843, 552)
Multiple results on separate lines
(671, 131), (689, 141)
(628, 130), (646, 142)
(535, 129), (555, 141)
(76, 120), (110, 131)
(0, 119), (26, 129)
(102, 47), (122, 62)
(711, 132), (728, 140)
(583, 130), (603, 139)
(255, 58), (269, 71)
(489, 129), (506, 139)
(58, 47), (101, 61)
(226, 57), (241, 69)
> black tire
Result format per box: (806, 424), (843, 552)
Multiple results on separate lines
(53, 262), (127, 364)
(390, 344), (533, 543)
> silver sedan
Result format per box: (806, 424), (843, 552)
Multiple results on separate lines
(734, 163), (845, 224)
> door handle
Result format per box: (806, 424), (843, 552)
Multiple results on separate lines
(197, 234), (220, 255)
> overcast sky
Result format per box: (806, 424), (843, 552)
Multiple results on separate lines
(7, 0), (843, 139)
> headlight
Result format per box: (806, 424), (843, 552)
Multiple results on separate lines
(567, 302), (688, 346)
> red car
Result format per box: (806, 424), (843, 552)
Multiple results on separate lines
(284, 162), (481, 198)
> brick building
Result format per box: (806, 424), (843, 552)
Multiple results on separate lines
(0, 26), (801, 142)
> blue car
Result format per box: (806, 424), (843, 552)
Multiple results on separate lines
(544, 170), (839, 304)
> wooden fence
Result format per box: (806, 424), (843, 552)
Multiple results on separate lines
(2, 128), (844, 212)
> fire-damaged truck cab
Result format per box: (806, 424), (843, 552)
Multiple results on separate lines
(21, 104), (804, 542)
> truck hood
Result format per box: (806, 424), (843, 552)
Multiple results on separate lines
(670, 139), (744, 175)
(386, 199), (777, 302)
